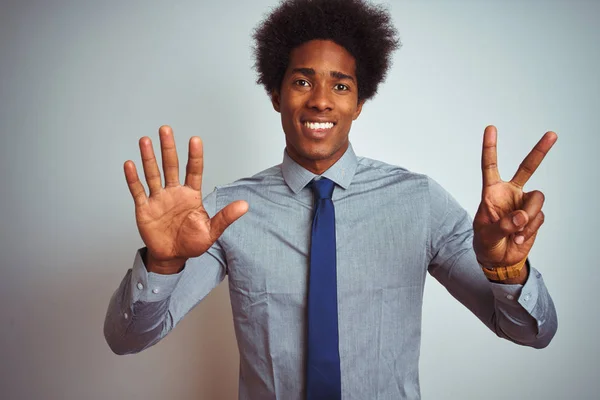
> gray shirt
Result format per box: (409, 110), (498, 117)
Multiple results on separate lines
(104, 144), (557, 399)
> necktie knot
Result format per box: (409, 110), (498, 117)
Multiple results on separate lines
(312, 178), (335, 200)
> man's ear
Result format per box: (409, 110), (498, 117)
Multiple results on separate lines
(270, 90), (281, 113)
(353, 99), (365, 120)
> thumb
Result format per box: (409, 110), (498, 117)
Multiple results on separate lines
(208, 200), (249, 242)
(479, 210), (529, 244)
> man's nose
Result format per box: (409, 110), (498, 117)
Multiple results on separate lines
(306, 84), (334, 111)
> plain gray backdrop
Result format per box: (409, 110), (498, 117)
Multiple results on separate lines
(1, 0), (598, 399)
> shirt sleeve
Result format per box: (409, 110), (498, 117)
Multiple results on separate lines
(426, 177), (557, 348)
(103, 189), (228, 355)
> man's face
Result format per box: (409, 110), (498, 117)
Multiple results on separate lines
(271, 40), (364, 174)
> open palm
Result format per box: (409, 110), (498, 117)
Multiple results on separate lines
(124, 126), (248, 272)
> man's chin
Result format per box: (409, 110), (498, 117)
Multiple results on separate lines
(286, 137), (348, 163)
(296, 146), (339, 161)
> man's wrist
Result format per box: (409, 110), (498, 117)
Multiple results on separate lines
(479, 257), (529, 284)
(142, 248), (187, 275)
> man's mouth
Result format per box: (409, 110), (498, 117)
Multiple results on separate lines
(303, 121), (335, 130)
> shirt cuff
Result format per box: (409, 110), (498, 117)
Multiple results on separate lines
(130, 248), (184, 303)
(488, 266), (542, 314)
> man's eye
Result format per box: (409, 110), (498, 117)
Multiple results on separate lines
(295, 79), (310, 87)
(335, 84), (349, 91)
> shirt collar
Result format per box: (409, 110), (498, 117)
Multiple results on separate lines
(281, 143), (358, 194)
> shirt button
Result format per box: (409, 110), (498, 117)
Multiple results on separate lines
(137, 282), (144, 290)
(123, 312), (129, 320)
(506, 294), (514, 300)
(152, 288), (160, 294)
(523, 294), (531, 301)
(536, 272), (542, 278)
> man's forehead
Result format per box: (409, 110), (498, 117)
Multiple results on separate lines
(287, 40), (357, 76)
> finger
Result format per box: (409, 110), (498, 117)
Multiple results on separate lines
(481, 125), (501, 188)
(139, 136), (162, 195)
(208, 200), (249, 242)
(511, 131), (558, 188)
(520, 190), (545, 222)
(159, 125), (180, 187)
(514, 211), (544, 245)
(124, 160), (148, 206)
(185, 136), (204, 192)
(480, 209), (530, 244)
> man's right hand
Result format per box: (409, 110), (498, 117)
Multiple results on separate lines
(124, 125), (249, 274)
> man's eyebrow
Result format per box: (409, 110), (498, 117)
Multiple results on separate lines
(290, 68), (355, 82)
(291, 68), (316, 76)
(330, 71), (355, 82)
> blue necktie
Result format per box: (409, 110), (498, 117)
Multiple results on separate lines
(306, 177), (341, 400)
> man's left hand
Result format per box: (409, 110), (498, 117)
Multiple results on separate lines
(472, 125), (558, 280)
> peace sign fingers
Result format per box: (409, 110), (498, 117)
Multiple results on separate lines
(481, 127), (558, 189)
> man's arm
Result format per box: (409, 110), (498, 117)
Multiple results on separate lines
(104, 125), (247, 354)
(427, 177), (557, 348)
(104, 191), (228, 355)
(427, 126), (558, 347)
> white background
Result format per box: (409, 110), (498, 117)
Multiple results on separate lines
(0, 0), (598, 399)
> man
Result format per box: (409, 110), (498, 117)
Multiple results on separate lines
(104, 0), (558, 398)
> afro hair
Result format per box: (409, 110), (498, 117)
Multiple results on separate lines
(252, 0), (401, 102)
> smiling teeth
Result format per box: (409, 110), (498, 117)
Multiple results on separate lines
(304, 121), (334, 130)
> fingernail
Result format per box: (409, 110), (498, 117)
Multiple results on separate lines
(513, 214), (524, 226)
(515, 235), (525, 244)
